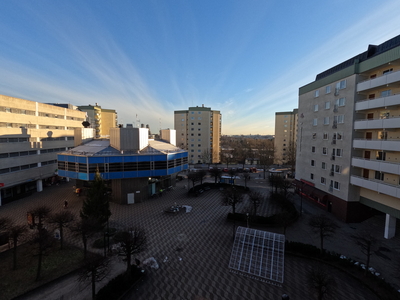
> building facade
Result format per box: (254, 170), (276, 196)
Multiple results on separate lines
(274, 109), (298, 165)
(0, 95), (87, 205)
(296, 34), (400, 238)
(78, 104), (117, 138)
(174, 105), (221, 164)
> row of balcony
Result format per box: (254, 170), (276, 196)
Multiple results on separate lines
(350, 175), (400, 198)
(354, 116), (400, 130)
(355, 93), (400, 111)
(357, 70), (400, 92)
(352, 157), (400, 175)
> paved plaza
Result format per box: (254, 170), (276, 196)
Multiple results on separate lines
(1, 174), (399, 300)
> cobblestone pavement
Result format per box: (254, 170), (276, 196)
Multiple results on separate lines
(0, 174), (399, 300)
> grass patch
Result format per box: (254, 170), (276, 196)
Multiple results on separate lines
(0, 242), (84, 300)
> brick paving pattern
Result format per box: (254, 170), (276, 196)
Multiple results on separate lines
(0, 174), (399, 300)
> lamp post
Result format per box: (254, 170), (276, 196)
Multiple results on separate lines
(246, 213), (249, 228)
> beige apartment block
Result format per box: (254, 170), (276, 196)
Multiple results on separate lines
(296, 34), (400, 238)
(274, 109), (298, 165)
(174, 105), (221, 164)
(78, 104), (117, 138)
(0, 95), (87, 205)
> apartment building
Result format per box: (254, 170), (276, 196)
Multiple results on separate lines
(78, 104), (117, 138)
(274, 109), (298, 165)
(174, 105), (221, 164)
(0, 95), (87, 205)
(296, 34), (400, 239)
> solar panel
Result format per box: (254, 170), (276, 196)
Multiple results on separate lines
(229, 227), (285, 284)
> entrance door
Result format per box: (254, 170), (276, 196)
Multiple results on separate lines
(363, 169), (369, 179)
(366, 132), (372, 140)
(367, 113), (374, 120)
(364, 151), (370, 159)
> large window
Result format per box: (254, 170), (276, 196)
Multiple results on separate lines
(325, 86), (331, 94)
(313, 119), (318, 126)
(315, 90), (319, 97)
(314, 104), (318, 112)
(325, 102), (330, 109)
(323, 117), (329, 125)
(336, 98), (346, 107)
(336, 80), (346, 90)
(380, 90), (391, 97)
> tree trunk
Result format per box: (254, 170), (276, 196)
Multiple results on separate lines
(36, 250), (42, 281)
(13, 237), (18, 270)
(91, 270), (96, 300)
(83, 234), (88, 260)
(60, 225), (64, 249)
(320, 231), (324, 252)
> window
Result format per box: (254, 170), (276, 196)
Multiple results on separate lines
(191, 112), (194, 114)
(198, 117), (202, 120)
(310, 173), (314, 180)
(336, 149), (342, 157)
(336, 80), (346, 90)
(198, 150), (201, 152)
(321, 177), (326, 184)
(191, 144), (194, 147)
(336, 98), (345, 107)
(198, 123), (201, 125)
(198, 128), (201, 131)
(337, 115), (344, 123)
(198, 139), (201, 141)
(191, 138), (194, 141)
(315, 90), (319, 97)
(322, 162), (326, 169)
(380, 90), (391, 97)
(323, 133), (328, 140)
(191, 133), (194, 136)
(314, 104), (318, 112)
(198, 134), (201, 136)
(313, 118), (318, 126)
(191, 123), (194, 125)
(312, 133), (317, 139)
(191, 128), (194, 131)
(325, 102), (330, 109)
(383, 68), (393, 75)
(323, 117), (329, 125)
(334, 181), (340, 190)
(375, 171), (384, 180)
(322, 147), (327, 155)
(198, 111), (201, 114)
(326, 86), (331, 94)
(335, 165), (341, 173)
(191, 150), (194, 152)
(312, 146), (315, 153)
(191, 117), (194, 120)
(181, 119), (184, 121)
(336, 133), (342, 140)
(311, 160), (315, 166)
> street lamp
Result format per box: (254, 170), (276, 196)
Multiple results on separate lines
(246, 213), (249, 228)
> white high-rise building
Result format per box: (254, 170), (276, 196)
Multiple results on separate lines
(296, 34), (400, 238)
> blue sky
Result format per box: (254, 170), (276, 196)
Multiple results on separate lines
(1, 1), (400, 135)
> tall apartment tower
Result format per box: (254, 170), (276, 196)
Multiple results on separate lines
(274, 109), (298, 165)
(78, 104), (117, 138)
(174, 105), (221, 164)
(296, 34), (400, 238)
(0, 95), (87, 205)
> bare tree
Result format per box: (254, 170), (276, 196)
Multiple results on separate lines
(72, 218), (102, 259)
(209, 167), (222, 184)
(48, 210), (75, 249)
(187, 172), (199, 189)
(197, 169), (207, 185)
(256, 139), (275, 179)
(243, 172), (251, 189)
(9, 224), (27, 270)
(227, 168), (238, 185)
(308, 214), (339, 252)
(32, 228), (54, 281)
(29, 205), (52, 230)
(221, 187), (244, 239)
(201, 149), (212, 167)
(352, 231), (378, 276)
(113, 227), (147, 273)
(78, 254), (110, 300)
(307, 265), (336, 300)
(248, 191), (263, 216)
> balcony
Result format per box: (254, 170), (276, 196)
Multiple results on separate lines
(353, 138), (400, 151)
(355, 94), (400, 111)
(357, 70), (400, 92)
(352, 157), (400, 175)
(350, 175), (400, 198)
(354, 116), (400, 130)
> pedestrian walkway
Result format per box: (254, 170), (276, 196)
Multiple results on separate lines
(0, 177), (399, 300)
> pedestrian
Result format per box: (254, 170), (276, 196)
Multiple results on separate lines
(64, 200), (68, 209)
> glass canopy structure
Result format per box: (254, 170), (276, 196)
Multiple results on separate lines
(229, 227), (285, 284)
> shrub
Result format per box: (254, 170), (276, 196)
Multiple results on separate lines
(96, 266), (144, 300)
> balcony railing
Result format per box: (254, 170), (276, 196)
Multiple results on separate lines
(354, 115), (400, 130)
(350, 175), (400, 198)
(355, 93), (400, 111)
(353, 138), (400, 151)
(351, 157), (400, 175)
(357, 70), (400, 92)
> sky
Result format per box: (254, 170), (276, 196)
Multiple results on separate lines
(1, 1), (400, 135)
